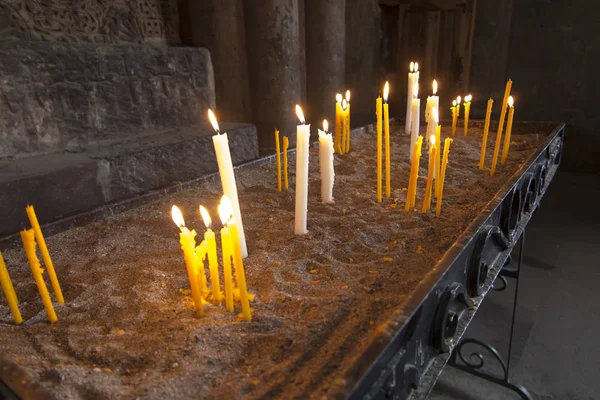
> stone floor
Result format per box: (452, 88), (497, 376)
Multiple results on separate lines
(430, 170), (600, 400)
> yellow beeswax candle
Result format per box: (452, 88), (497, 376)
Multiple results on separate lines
(25, 205), (64, 304)
(451, 100), (457, 137)
(172, 206), (204, 318)
(275, 129), (282, 192)
(501, 96), (515, 165)
(405, 136), (423, 211)
(491, 79), (513, 176)
(195, 240), (209, 297)
(383, 82), (391, 198)
(376, 95), (383, 203)
(436, 138), (453, 216)
(456, 96), (462, 119)
(218, 201), (234, 313)
(335, 93), (343, 154)
(479, 98), (494, 170)
(434, 120), (442, 199)
(344, 90), (351, 153)
(422, 136), (437, 213)
(200, 206), (222, 304)
(221, 196), (251, 321)
(20, 229), (57, 323)
(0, 251), (22, 325)
(283, 136), (289, 190)
(463, 94), (472, 136)
(341, 99), (348, 155)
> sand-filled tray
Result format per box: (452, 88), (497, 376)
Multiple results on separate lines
(0, 121), (556, 399)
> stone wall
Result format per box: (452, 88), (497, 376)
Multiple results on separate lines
(0, 0), (180, 44)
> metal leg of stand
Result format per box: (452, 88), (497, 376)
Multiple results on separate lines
(448, 232), (532, 400)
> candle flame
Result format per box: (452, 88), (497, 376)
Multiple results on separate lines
(295, 104), (305, 124)
(171, 205), (185, 229)
(414, 62), (419, 72)
(218, 195), (234, 225)
(199, 205), (212, 229)
(323, 119), (329, 132)
(383, 81), (389, 102)
(207, 109), (220, 133)
(413, 81), (419, 98)
(345, 90), (351, 102)
(431, 135), (436, 146)
(457, 96), (462, 104)
(452, 100), (457, 107)
(342, 98), (348, 110)
(336, 93), (342, 103)
(410, 61), (414, 72)
(433, 79), (438, 95)
(465, 94), (472, 103)
(432, 107), (439, 124)
(508, 96), (514, 107)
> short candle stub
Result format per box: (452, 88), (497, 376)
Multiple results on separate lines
(208, 109), (220, 134)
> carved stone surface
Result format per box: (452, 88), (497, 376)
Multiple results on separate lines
(0, 40), (215, 160)
(0, 0), (180, 44)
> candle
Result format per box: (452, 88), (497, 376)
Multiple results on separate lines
(218, 200), (234, 313)
(490, 79), (513, 176)
(479, 98), (494, 170)
(425, 80), (439, 143)
(344, 90), (351, 153)
(422, 135), (437, 213)
(376, 93), (383, 203)
(410, 82), (420, 161)
(283, 136), (289, 190)
(208, 110), (248, 258)
(405, 136), (423, 211)
(456, 96), (462, 119)
(20, 229), (58, 323)
(222, 196), (252, 321)
(451, 100), (457, 137)
(275, 129), (282, 192)
(434, 110), (442, 198)
(436, 138), (453, 216)
(463, 94), (472, 136)
(0, 251), (22, 325)
(200, 206), (222, 304)
(195, 240), (209, 296)
(501, 96), (516, 165)
(25, 205), (64, 304)
(341, 99), (349, 155)
(383, 82), (391, 198)
(335, 93), (343, 154)
(172, 206), (204, 317)
(405, 62), (415, 135)
(295, 105), (310, 235)
(318, 119), (335, 204)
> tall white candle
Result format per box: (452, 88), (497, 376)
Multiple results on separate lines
(425, 80), (439, 144)
(318, 120), (335, 204)
(208, 110), (248, 258)
(410, 82), (420, 161)
(295, 105), (310, 235)
(405, 62), (415, 135)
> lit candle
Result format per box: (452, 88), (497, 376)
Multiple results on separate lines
(405, 136), (423, 211)
(295, 105), (310, 235)
(501, 96), (515, 165)
(479, 98), (494, 170)
(275, 129), (282, 192)
(451, 100), (457, 137)
(456, 96), (462, 119)
(318, 119), (335, 204)
(383, 82), (391, 198)
(25, 205), (64, 304)
(422, 135), (437, 213)
(490, 79), (513, 176)
(463, 94), (472, 136)
(342, 98), (349, 155)
(195, 240), (209, 296)
(436, 138), (453, 216)
(344, 90), (351, 153)
(335, 93), (343, 154)
(20, 229), (58, 323)
(376, 91), (383, 203)
(405, 62), (415, 135)
(200, 206), (222, 304)
(222, 196), (252, 321)
(172, 206), (204, 317)
(0, 250), (22, 325)
(218, 200), (234, 313)
(434, 109), (442, 198)
(208, 110), (248, 258)
(283, 136), (289, 190)
(425, 80), (439, 143)
(410, 82), (420, 161)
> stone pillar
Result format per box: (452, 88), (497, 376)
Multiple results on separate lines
(305, 0), (346, 130)
(244, 0), (302, 151)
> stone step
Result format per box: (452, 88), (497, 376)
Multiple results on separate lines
(0, 123), (258, 238)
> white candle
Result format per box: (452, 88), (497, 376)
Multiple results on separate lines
(405, 62), (415, 135)
(318, 120), (335, 204)
(410, 82), (420, 161)
(425, 80), (439, 144)
(295, 105), (310, 235)
(208, 110), (248, 258)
